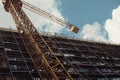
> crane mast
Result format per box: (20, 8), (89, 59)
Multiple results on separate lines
(2, 0), (80, 80)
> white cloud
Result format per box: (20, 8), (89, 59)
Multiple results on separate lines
(23, 0), (65, 33)
(0, 0), (65, 33)
(1, 1), (120, 44)
(0, 1), (16, 29)
(81, 6), (120, 44)
(105, 6), (120, 44)
(81, 22), (107, 42)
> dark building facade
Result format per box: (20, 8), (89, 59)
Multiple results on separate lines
(0, 28), (120, 80)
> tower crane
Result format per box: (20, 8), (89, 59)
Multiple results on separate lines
(2, 0), (80, 80)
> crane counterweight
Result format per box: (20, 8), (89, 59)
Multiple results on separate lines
(70, 25), (79, 33)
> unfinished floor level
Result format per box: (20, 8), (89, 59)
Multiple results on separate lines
(0, 29), (120, 80)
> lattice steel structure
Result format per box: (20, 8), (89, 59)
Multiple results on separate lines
(1, 0), (120, 80)
(0, 28), (120, 80)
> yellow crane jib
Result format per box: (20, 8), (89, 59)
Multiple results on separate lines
(22, 0), (80, 33)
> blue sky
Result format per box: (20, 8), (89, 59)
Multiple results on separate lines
(0, 0), (120, 44)
(59, 0), (120, 44)
(60, 0), (120, 27)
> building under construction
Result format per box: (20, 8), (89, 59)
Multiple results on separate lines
(0, 28), (120, 80)
(1, 0), (120, 80)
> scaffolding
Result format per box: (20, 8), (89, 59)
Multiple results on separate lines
(0, 29), (39, 80)
(0, 29), (120, 80)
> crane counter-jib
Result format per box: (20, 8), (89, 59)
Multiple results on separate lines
(2, 0), (80, 33)
(21, 0), (79, 33)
